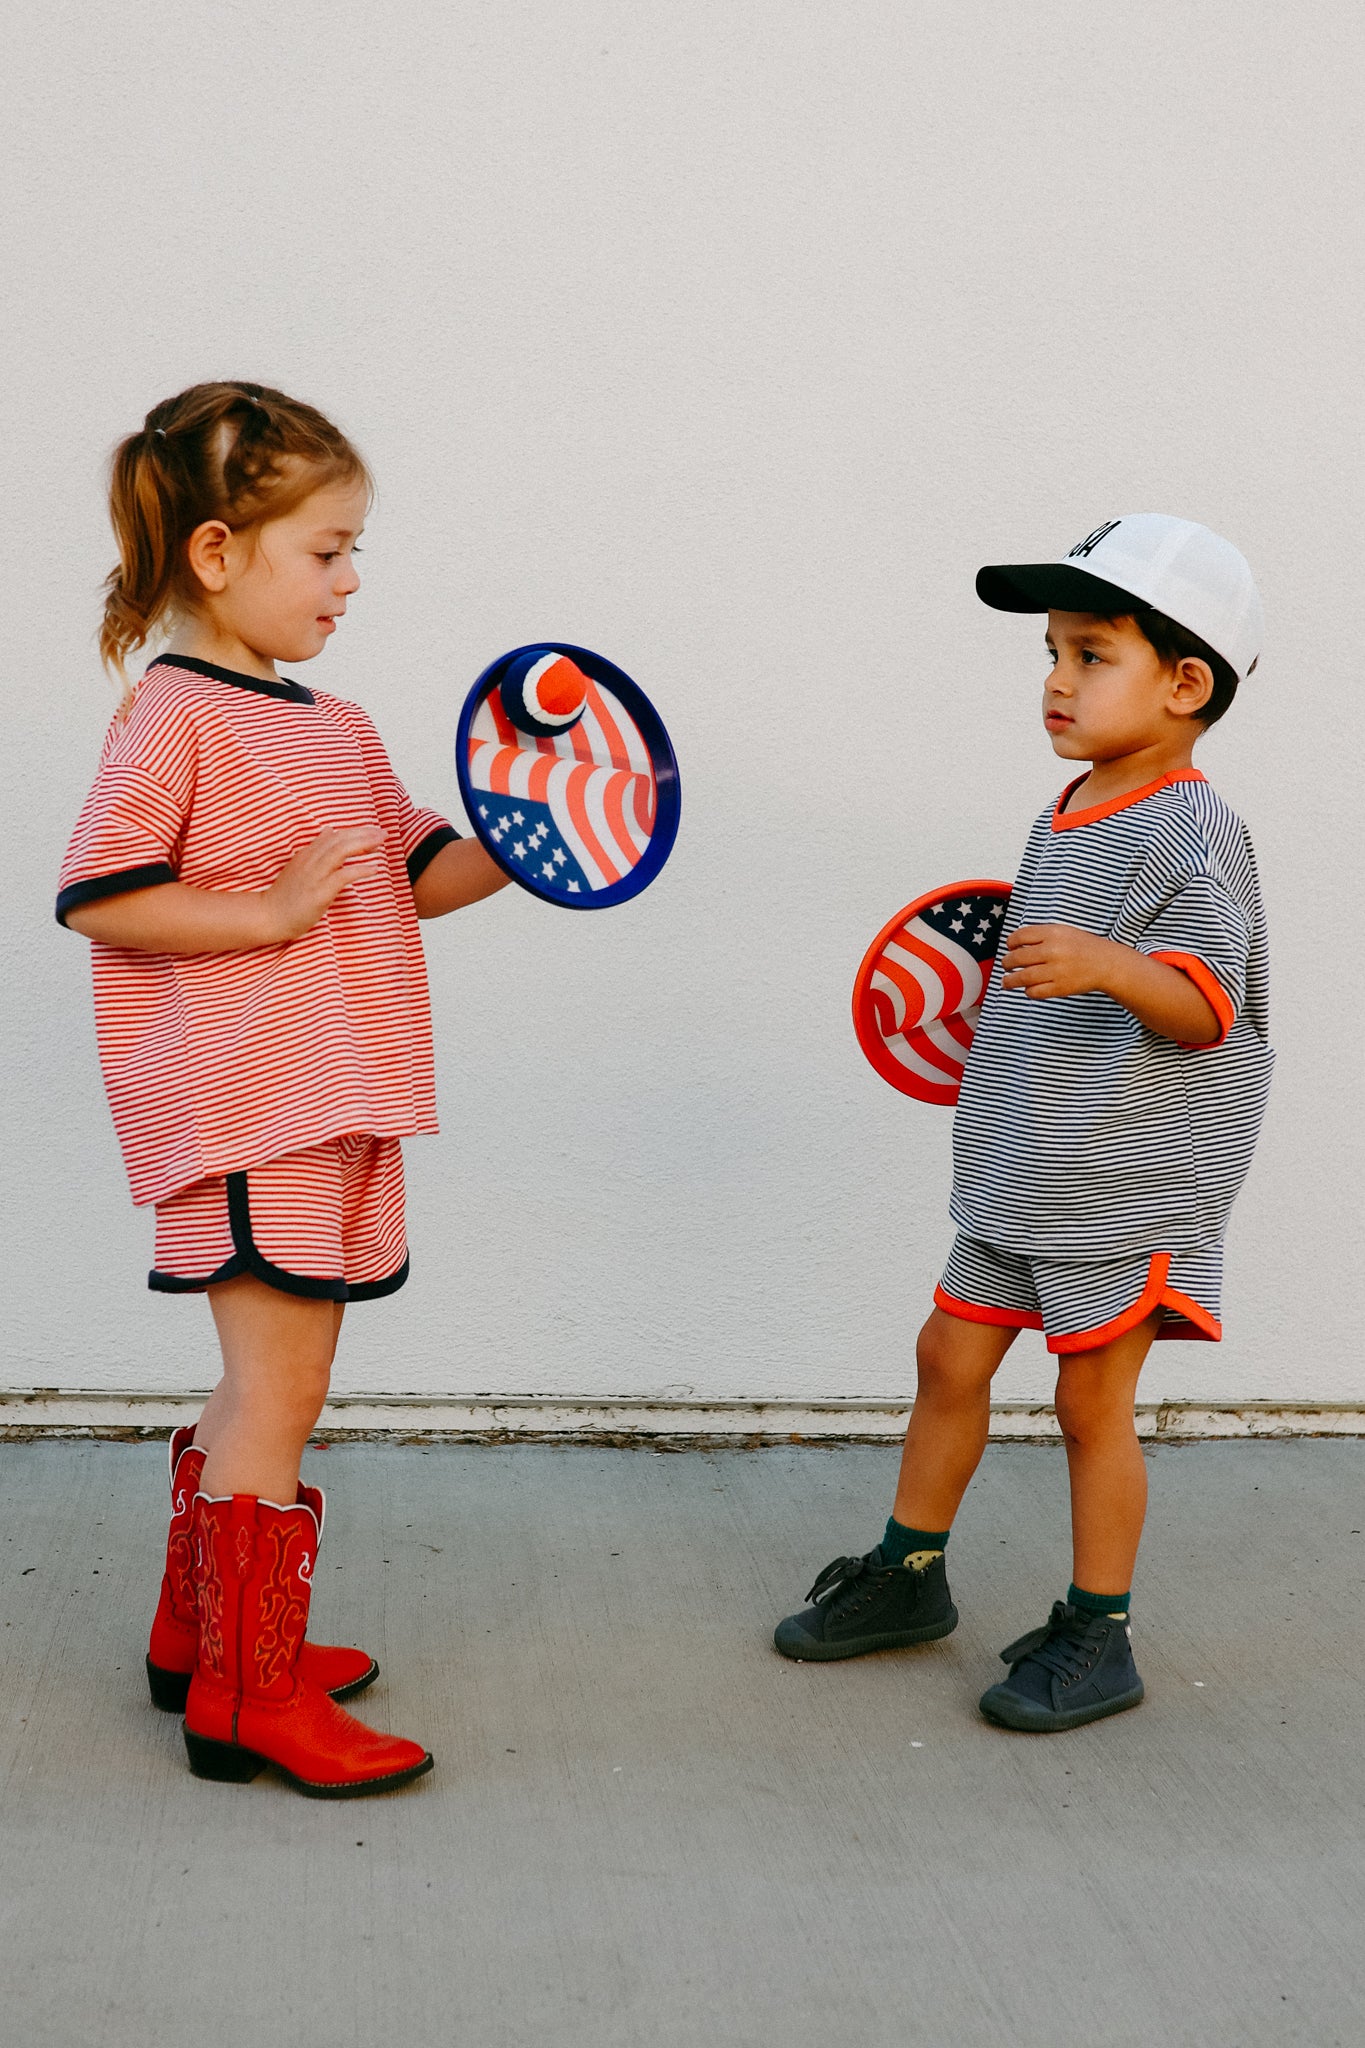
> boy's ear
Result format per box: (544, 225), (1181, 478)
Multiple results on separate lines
(185, 519), (233, 594)
(1169, 655), (1215, 721)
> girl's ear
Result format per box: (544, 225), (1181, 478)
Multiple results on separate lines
(185, 519), (233, 594)
(1169, 654), (1214, 722)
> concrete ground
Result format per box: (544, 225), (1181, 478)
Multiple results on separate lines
(2, 1440), (1363, 2048)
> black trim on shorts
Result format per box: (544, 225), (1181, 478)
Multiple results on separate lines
(149, 1255), (246, 1293)
(153, 654), (315, 704)
(406, 826), (462, 885)
(147, 1172), (410, 1302)
(57, 864), (178, 927)
(346, 1254), (411, 1301)
(224, 1173), (348, 1299)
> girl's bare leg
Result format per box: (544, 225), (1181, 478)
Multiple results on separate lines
(193, 1300), (344, 1458)
(892, 1309), (1019, 1529)
(1054, 1310), (1161, 1592)
(197, 1278), (344, 1503)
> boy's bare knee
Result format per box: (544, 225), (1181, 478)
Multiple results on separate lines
(915, 1313), (995, 1402)
(1054, 1370), (1090, 1443)
(915, 1318), (955, 1392)
(1054, 1363), (1133, 1448)
(1054, 1400), (1088, 1450)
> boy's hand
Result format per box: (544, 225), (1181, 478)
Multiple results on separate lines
(1001, 923), (1122, 1000)
(1001, 922), (1222, 1044)
(260, 827), (388, 941)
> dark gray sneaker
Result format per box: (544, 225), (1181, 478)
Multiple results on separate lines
(773, 1548), (958, 1661)
(978, 1601), (1144, 1732)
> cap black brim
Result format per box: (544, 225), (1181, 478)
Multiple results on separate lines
(976, 563), (1148, 615)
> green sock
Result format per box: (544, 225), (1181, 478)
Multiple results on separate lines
(1068, 1583), (1130, 1620)
(879, 1517), (949, 1569)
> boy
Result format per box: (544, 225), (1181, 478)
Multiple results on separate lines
(776, 514), (1273, 1731)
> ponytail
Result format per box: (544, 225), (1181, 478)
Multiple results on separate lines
(100, 382), (370, 696)
(102, 424), (181, 687)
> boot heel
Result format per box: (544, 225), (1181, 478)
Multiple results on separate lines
(183, 1728), (265, 1784)
(146, 1657), (190, 1714)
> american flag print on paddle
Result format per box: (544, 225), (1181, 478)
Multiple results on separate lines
(456, 644), (681, 909)
(852, 879), (1013, 1104)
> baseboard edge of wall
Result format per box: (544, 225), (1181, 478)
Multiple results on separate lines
(0, 1389), (1361, 1444)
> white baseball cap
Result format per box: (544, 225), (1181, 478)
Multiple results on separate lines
(976, 514), (1263, 684)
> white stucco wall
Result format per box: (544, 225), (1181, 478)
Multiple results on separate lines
(5, 2), (1362, 1406)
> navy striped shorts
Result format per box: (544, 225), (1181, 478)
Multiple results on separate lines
(936, 1233), (1223, 1354)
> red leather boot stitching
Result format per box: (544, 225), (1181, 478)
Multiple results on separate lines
(146, 1430), (378, 1711)
(183, 1493), (432, 1798)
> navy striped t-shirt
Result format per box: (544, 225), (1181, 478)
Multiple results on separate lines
(950, 770), (1273, 1261)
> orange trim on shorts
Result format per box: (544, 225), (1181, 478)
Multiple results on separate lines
(935, 1258), (1222, 1352)
(1155, 1285), (1222, 1343)
(1047, 1252), (1222, 1354)
(933, 1285), (1043, 1332)
(1148, 950), (1236, 1049)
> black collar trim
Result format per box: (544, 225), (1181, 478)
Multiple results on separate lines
(152, 653), (315, 705)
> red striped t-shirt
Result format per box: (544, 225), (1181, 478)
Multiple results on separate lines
(57, 655), (458, 1206)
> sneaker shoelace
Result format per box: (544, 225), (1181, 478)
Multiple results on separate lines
(804, 1551), (892, 1616)
(999, 1600), (1107, 1683)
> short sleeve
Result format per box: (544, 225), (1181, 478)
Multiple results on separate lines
(402, 808), (462, 885)
(55, 694), (198, 928)
(1137, 873), (1250, 1049)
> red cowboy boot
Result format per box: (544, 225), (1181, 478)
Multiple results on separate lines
(146, 1430), (377, 1711)
(183, 1493), (432, 1797)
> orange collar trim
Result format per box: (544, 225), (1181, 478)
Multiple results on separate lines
(1052, 768), (1206, 832)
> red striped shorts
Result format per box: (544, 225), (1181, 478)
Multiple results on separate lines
(151, 1135), (408, 1302)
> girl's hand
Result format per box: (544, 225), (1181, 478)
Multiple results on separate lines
(1000, 923), (1121, 1000)
(63, 827), (389, 954)
(260, 827), (388, 941)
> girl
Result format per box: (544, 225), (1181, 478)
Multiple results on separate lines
(58, 382), (510, 1796)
